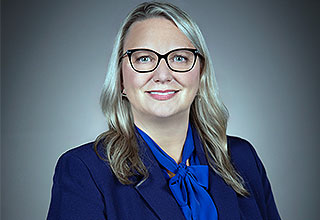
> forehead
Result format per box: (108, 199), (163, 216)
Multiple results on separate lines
(123, 17), (194, 53)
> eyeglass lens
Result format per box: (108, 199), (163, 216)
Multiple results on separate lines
(130, 49), (196, 72)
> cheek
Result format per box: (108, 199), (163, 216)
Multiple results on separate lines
(177, 64), (201, 90)
(122, 62), (150, 93)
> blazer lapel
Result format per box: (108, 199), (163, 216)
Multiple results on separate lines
(192, 126), (241, 220)
(134, 132), (185, 220)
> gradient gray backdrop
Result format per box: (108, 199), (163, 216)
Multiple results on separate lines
(2, 0), (319, 219)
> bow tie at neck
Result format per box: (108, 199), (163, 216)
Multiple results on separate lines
(136, 123), (218, 220)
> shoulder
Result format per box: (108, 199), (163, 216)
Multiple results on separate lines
(227, 135), (257, 161)
(57, 141), (102, 169)
(54, 141), (114, 185)
(59, 141), (99, 161)
(226, 136), (281, 219)
(48, 141), (114, 219)
(226, 135), (265, 182)
(58, 139), (109, 165)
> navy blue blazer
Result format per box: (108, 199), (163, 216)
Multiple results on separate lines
(47, 129), (281, 220)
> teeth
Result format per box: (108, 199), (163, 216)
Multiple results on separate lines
(149, 91), (176, 95)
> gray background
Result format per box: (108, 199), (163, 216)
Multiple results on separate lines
(2, 0), (319, 219)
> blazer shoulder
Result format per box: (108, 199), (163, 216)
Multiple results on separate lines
(226, 136), (282, 219)
(59, 140), (107, 165)
(60, 141), (96, 159)
(56, 140), (114, 183)
(48, 141), (111, 219)
(227, 135), (256, 158)
(226, 135), (263, 181)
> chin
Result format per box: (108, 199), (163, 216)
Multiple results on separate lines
(147, 109), (176, 118)
(151, 112), (177, 118)
(148, 106), (188, 119)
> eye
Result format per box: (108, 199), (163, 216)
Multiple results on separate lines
(136, 56), (152, 63)
(173, 55), (188, 62)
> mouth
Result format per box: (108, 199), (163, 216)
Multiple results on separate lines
(146, 90), (180, 95)
(145, 90), (180, 101)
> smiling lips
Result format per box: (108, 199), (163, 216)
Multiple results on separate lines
(146, 90), (179, 101)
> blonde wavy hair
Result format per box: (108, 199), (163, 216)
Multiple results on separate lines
(95, 1), (249, 196)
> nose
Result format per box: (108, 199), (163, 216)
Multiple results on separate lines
(152, 58), (173, 83)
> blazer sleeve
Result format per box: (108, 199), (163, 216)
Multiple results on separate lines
(248, 143), (281, 220)
(47, 152), (106, 220)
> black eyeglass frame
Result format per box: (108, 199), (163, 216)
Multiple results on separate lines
(121, 48), (203, 73)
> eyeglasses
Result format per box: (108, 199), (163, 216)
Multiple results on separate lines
(121, 48), (202, 73)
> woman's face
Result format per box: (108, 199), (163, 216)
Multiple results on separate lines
(122, 17), (201, 122)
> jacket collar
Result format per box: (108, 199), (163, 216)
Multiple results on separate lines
(134, 126), (241, 220)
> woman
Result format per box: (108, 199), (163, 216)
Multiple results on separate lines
(47, 2), (281, 220)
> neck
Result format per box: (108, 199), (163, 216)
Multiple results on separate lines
(134, 111), (190, 164)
